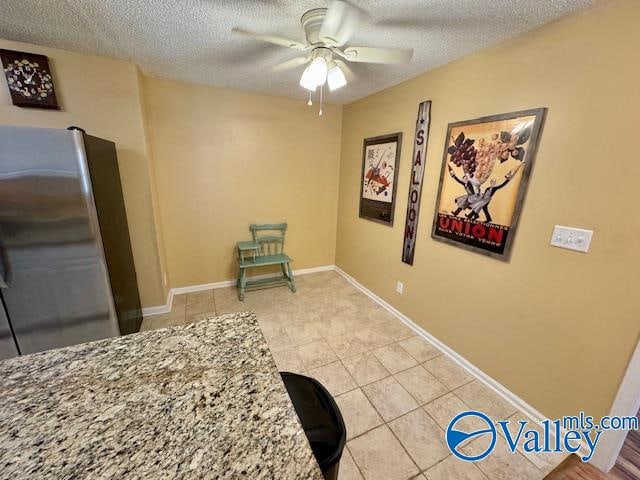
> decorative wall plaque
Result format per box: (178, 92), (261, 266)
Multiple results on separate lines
(402, 100), (431, 265)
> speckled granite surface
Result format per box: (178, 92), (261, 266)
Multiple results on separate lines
(0, 312), (323, 479)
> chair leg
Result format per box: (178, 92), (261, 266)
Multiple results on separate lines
(286, 262), (296, 293)
(238, 268), (247, 301)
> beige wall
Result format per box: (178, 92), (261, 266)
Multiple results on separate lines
(0, 37), (342, 304)
(3, 0), (637, 421)
(336, 0), (640, 419)
(141, 76), (342, 288)
(0, 39), (166, 307)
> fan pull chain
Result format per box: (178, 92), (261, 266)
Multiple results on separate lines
(319, 84), (323, 116)
(307, 91), (313, 106)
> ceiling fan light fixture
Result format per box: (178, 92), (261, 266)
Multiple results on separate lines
(300, 65), (318, 91)
(327, 64), (347, 91)
(307, 56), (328, 85)
(235, 1), (416, 101)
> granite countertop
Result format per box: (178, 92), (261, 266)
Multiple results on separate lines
(0, 312), (323, 479)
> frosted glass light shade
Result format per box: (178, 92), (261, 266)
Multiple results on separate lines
(327, 65), (347, 91)
(307, 57), (328, 85)
(300, 66), (318, 91)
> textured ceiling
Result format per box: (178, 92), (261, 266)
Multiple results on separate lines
(1, 0), (599, 104)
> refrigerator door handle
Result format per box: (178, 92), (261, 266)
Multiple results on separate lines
(0, 238), (11, 288)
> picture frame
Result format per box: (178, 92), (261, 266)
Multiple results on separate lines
(0, 49), (60, 110)
(431, 108), (546, 260)
(359, 132), (403, 226)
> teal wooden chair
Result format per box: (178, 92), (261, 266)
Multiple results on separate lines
(236, 223), (296, 301)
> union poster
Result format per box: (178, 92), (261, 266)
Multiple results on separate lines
(431, 109), (546, 259)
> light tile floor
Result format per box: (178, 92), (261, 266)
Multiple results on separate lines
(141, 271), (566, 480)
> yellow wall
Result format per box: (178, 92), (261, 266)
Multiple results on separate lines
(0, 37), (342, 304)
(141, 76), (342, 288)
(336, 0), (640, 419)
(2, 0), (637, 421)
(0, 39), (167, 307)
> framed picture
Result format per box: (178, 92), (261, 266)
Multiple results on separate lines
(359, 132), (403, 226)
(431, 108), (546, 259)
(0, 49), (60, 110)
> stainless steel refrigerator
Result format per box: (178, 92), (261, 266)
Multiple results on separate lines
(0, 126), (142, 359)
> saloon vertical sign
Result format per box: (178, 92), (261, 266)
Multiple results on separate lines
(402, 101), (432, 265)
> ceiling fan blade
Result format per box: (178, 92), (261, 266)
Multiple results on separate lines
(376, 15), (479, 30)
(319, 0), (360, 47)
(232, 28), (308, 51)
(272, 56), (310, 72)
(341, 46), (413, 64)
(334, 59), (355, 82)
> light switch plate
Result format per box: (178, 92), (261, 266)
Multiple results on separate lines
(550, 225), (593, 252)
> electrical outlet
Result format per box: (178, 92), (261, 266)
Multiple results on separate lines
(163, 273), (168, 287)
(396, 281), (404, 294)
(550, 225), (593, 253)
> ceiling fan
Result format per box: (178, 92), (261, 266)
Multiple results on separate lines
(232, 1), (413, 109)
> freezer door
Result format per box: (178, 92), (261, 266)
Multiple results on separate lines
(0, 299), (19, 359)
(0, 126), (119, 355)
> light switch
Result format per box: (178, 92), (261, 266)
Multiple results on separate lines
(550, 225), (593, 253)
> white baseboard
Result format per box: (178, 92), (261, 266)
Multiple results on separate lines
(140, 304), (173, 317)
(144, 261), (594, 461)
(146, 262), (548, 427)
(141, 264), (335, 317)
(589, 340), (640, 472)
(333, 265), (591, 460)
(333, 266), (548, 423)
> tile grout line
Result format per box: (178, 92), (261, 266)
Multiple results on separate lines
(332, 266), (575, 467)
(279, 274), (546, 476)
(426, 386), (546, 476)
(150, 273), (547, 478)
(343, 380), (455, 443)
(305, 344), (490, 474)
(276, 334), (466, 406)
(307, 359), (360, 397)
(344, 444), (368, 480)
(342, 339), (459, 474)
(356, 383), (424, 478)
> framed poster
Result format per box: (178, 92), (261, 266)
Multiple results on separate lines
(431, 108), (546, 259)
(359, 132), (402, 226)
(0, 49), (60, 110)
